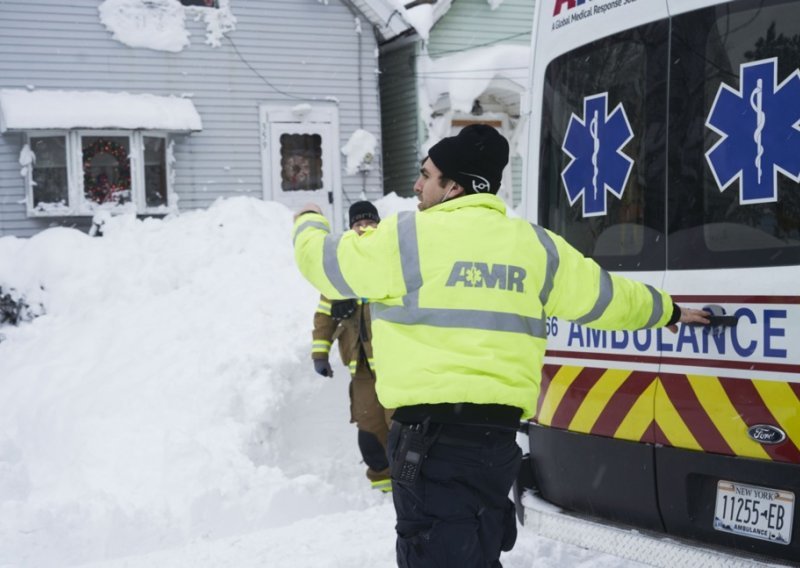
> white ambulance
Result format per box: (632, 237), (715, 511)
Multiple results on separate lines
(517, 0), (800, 564)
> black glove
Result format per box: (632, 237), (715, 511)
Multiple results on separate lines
(314, 359), (333, 377)
(330, 299), (357, 321)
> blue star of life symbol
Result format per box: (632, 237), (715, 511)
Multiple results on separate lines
(706, 57), (800, 204)
(561, 93), (634, 217)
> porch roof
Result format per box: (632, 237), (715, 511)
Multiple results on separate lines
(0, 89), (202, 133)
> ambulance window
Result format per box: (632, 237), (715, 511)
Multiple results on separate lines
(668, 0), (800, 269)
(538, 22), (668, 272)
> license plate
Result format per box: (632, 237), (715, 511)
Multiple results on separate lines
(713, 480), (794, 545)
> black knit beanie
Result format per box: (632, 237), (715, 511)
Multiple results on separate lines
(427, 124), (509, 195)
(348, 201), (380, 228)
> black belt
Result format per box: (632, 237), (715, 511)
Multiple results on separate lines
(434, 423), (516, 448)
(393, 403), (522, 430)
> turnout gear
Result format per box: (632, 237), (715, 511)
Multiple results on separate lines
(312, 296), (375, 376)
(312, 294), (390, 483)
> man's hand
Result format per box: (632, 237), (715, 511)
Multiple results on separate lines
(314, 359), (333, 378)
(666, 307), (711, 333)
(294, 202), (323, 222)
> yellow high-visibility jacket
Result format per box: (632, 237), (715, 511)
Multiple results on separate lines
(293, 194), (672, 418)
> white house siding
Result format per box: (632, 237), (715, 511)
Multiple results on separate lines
(0, 0), (383, 237)
(510, 154), (524, 208)
(378, 39), (420, 198)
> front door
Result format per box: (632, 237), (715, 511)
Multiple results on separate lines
(260, 105), (342, 231)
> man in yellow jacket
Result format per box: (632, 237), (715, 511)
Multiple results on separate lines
(292, 125), (709, 567)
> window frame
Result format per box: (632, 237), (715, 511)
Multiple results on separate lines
(23, 129), (175, 217)
(139, 133), (173, 213)
(24, 130), (71, 216)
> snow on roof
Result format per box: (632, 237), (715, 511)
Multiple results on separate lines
(348, 0), (452, 42)
(420, 44), (530, 113)
(0, 89), (203, 133)
(98, 0), (236, 52)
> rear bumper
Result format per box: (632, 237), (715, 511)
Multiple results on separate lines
(519, 492), (795, 567)
(520, 423), (799, 564)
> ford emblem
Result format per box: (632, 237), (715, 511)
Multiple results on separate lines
(747, 424), (786, 445)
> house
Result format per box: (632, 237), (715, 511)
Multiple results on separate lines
(0, 0), (387, 237)
(373, 0), (534, 208)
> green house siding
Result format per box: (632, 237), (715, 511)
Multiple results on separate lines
(427, 0), (534, 56)
(427, 0), (534, 209)
(379, 41), (420, 198)
(378, 0), (535, 203)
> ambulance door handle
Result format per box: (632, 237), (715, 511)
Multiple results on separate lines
(706, 314), (739, 327)
(691, 304), (738, 328)
(687, 314), (738, 329)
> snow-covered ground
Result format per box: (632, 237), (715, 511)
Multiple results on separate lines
(0, 195), (650, 567)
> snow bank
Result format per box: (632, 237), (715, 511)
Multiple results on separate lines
(0, 197), (383, 566)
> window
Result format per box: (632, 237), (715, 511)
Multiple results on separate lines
(82, 135), (132, 206)
(143, 136), (169, 208)
(668, 0), (800, 269)
(538, 21), (669, 271)
(29, 135), (68, 210)
(24, 131), (173, 217)
(279, 133), (323, 191)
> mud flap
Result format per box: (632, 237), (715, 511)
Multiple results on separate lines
(513, 453), (535, 525)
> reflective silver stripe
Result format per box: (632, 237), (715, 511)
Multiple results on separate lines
(575, 269), (613, 325)
(641, 284), (665, 329)
(293, 220), (330, 247)
(397, 211), (421, 307)
(323, 233), (357, 298)
(384, 211), (544, 337)
(531, 224), (559, 309)
(372, 302), (547, 338)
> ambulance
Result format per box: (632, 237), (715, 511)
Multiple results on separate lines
(517, 0), (800, 563)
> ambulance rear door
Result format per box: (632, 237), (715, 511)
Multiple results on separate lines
(527, 0), (672, 532)
(656, 0), (800, 562)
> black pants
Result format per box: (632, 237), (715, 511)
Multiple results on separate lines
(388, 421), (521, 568)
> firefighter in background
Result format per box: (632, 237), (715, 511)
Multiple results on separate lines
(311, 201), (392, 492)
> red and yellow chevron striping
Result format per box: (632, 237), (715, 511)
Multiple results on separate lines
(535, 364), (800, 464)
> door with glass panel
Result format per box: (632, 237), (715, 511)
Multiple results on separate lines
(260, 105), (341, 231)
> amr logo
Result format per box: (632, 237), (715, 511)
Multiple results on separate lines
(561, 93), (634, 217)
(706, 57), (800, 204)
(445, 261), (526, 293)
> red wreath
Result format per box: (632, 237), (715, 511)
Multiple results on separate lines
(82, 139), (132, 205)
